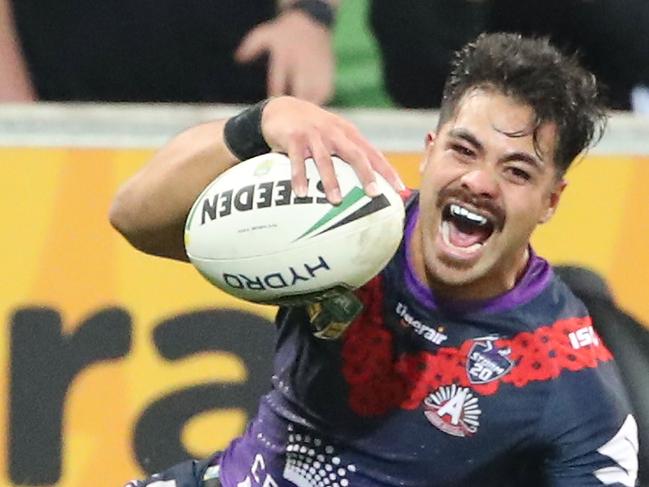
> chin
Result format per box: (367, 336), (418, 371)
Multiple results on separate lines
(427, 256), (489, 289)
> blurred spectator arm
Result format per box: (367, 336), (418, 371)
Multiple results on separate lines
(0, 0), (36, 102)
(235, 0), (340, 105)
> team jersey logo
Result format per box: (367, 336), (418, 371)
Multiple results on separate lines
(423, 385), (482, 437)
(466, 337), (513, 384)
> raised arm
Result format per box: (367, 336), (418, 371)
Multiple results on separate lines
(109, 96), (404, 261)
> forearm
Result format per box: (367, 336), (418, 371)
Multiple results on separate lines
(109, 120), (238, 261)
(0, 0), (35, 101)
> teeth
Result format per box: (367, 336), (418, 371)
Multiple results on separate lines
(450, 204), (488, 226)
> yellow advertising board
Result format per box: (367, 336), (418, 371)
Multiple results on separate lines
(0, 146), (647, 487)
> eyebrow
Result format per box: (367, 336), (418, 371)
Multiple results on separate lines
(448, 128), (484, 153)
(448, 128), (544, 170)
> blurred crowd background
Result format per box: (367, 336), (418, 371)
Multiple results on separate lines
(1, 0), (648, 112)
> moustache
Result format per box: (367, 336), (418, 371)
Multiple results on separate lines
(436, 187), (506, 232)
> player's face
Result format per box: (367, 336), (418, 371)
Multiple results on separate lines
(413, 88), (566, 300)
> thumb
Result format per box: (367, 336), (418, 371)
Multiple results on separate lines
(235, 26), (271, 63)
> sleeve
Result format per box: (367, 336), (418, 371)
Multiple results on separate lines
(538, 361), (639, 487)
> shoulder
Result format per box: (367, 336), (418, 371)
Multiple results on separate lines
(504, 265), (593, 338)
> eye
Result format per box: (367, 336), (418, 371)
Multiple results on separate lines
(506, 166), (532, 183)
(450, 143), (475, 158)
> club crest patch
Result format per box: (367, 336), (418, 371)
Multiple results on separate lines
(424, 385), (481, 437)
(466, 337), (513, 384)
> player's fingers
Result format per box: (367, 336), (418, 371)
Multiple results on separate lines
(287, 135), (309, 198)
(234, 27), (269, 63)
(308, 133), (340, 204)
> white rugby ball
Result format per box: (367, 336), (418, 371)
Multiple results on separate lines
(184, 153), (405, 304)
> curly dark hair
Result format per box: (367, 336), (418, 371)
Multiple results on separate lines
(438, 32), (608, 175)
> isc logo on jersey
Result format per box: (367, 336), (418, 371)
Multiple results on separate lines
(184, 153), (405, 304)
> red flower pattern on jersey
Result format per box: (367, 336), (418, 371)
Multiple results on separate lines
(341, 276), (614, 417)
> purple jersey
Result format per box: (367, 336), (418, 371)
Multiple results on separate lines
(217, 194), (638, 487)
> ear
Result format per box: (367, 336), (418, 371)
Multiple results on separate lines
(420, 131), (437, 172)
(539, 178), (567, 224)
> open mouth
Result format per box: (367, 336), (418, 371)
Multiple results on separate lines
(440, 202), (497, 254)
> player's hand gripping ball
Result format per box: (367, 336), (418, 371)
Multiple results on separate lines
(184, 153), (405, 304)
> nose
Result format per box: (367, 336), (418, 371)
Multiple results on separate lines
(459, 168), (499, 199)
